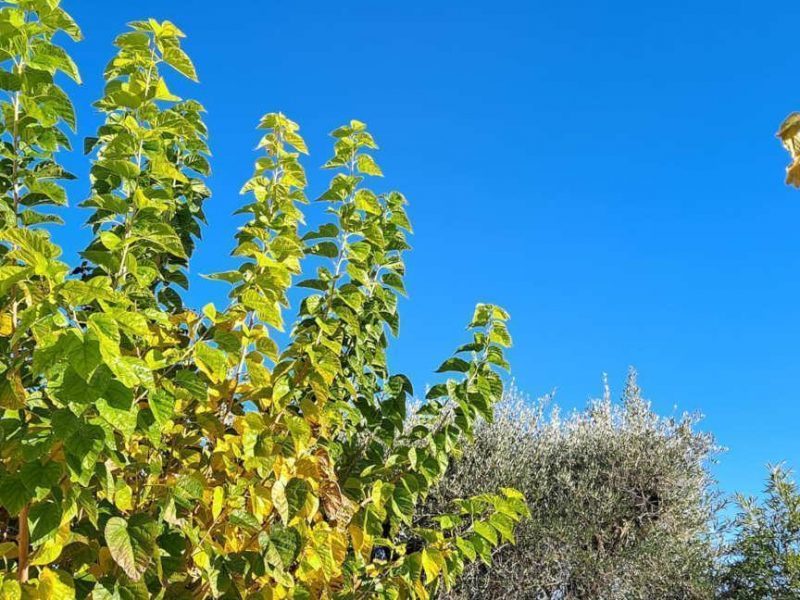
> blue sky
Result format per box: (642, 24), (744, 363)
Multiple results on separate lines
(52, 0), (799, 498)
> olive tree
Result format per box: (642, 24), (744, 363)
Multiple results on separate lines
(424, 370), (722, 599)
(718, 466), (800, 599)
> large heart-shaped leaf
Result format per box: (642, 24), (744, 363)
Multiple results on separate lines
(104, 515), (157, 581)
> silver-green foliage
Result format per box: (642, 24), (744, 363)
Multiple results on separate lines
(424, 370), (722, 600)
(719, 466), (800, 599)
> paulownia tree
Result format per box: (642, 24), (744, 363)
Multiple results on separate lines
(0, 1), (526, 598)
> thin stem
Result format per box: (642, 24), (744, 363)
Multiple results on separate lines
(315, 142), (358, 344)
(10, 53), (25, 226)
(17, 504), (29, 583)
(114, 43), (158, 286)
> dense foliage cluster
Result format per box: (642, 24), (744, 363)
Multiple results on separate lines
(425, 372), (722, 599)
(718, 467), (800, 599)
(0, 1), (527, 598)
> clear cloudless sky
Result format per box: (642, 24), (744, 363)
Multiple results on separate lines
(50, 0), (800, 498)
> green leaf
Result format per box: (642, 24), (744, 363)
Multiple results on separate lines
(0, 71), (21, 91)
(153, 77), (180, 101)
(63, 423), (106, 486)
(105, 356), (153, 389)
(99, 231), (122, 251)
(96, 159), (140, 180)
(229, 510), (260, 531)
(473, 521), (498, 545)
(302, 223), (339, 241)
(28, 501), (62, 545)
(19, 462), (63, 498)
(455, 537), (477, 561)
(356, 154), (383, 176)
(272, 480), (289, 524)
(421, 547), (444, 581)
(96, 385), (137, 439)
(137, 222), (186, 258)
(308, 241), (339, 258)
(285, 478), (311, 521)
(241, 289), (283, 330)
(354, 189), (382, 215)
(470, 304), (492, 328)
(391, 480), (414, 525)
(382, 272), (406, 295)
(97, 400), (137, 439)
(0, 475), (33, 516)
(149, 155), (188, 183)
(162, 46), (198, 81)
(35, 568), (75, 598)
(204, 270), (242, 284)
(29, 40), (81, 83)
(491, 305), (510, 320)
(44, 7), (83, 41)
(175, 473), (205, 504)
(194, 342), (227, 384)
(0, 579), (21, 599)
(83, 136), (100, 155)
(269, 525), (302, 569)
(88, 313), (121, 353)
(113, 311), (149, 337)
(149, 389), (175, 426)
(486, 346), (510, 370)
(26, 180), (69, 206)
(114, 481), (134, 512)
(436, 357), (470, 373)
(489, 512), (516, 544)
(104, 515), (157, 582)
(0, 373), (26, 410)
(53, 366), (108, 406)
(489, 322), (512, 347)
(66, 334), (103, 381)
